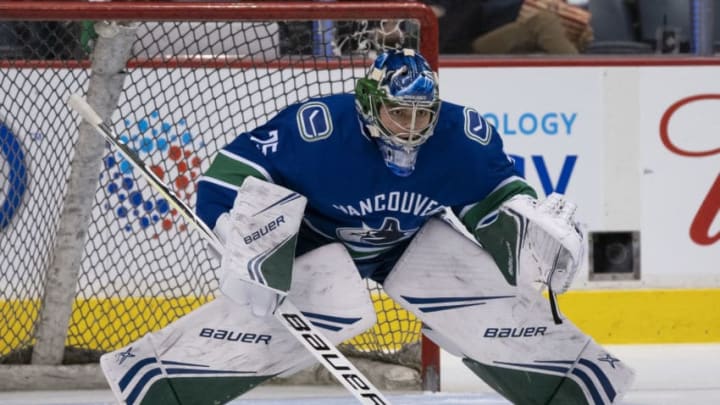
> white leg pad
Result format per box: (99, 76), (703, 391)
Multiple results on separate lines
(100, 243), (375, 405)
(384, 218), (635, 404)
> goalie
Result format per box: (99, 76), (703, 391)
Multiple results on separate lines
(100, 48), (634, 404)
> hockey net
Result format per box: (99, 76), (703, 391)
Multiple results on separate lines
(0, 1), (439, 390)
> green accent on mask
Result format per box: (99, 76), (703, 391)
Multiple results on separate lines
(463, 358), (588, 405)
(355, 77), (385, 118)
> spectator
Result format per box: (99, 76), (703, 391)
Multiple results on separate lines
(425, 0), (593, 55)
(0, 21), (85, 60)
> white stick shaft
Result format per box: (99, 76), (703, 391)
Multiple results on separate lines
(67, 94), (391, 405)
(277, 301), (391, 404)
(68, 93), (104, 127)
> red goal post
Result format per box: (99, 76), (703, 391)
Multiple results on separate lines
(0, 0), (441, 392)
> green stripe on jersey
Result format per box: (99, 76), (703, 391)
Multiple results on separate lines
(203, 152), (268, 188)
(460, 180), (536, 230)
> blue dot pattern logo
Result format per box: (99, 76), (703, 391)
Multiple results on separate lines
(99, 112), (204, 235)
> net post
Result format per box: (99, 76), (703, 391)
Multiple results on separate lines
(420, 333), (440, 392)
(30, 21), (138, 365)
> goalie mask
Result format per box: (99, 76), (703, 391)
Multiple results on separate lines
(355, 48), (440, 177)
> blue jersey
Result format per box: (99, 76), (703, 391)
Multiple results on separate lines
(197, 94), (533, 278)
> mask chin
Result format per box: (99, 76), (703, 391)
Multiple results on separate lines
(376, 138), (419, 177)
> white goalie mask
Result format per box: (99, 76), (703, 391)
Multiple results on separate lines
(355, 49), (441, 177)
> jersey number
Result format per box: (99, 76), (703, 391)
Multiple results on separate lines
(250, 129), (279, 155)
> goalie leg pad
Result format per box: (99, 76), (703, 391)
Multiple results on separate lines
(277, 242), (377, 376)
(100, 296), (285, 405)
(101, 243), (375, 405)
(383, 218), (634, 405)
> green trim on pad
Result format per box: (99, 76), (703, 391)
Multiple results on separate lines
(460, 180), (536, 230)
(463, 357), (588, 405)
(141, 375), (272, 405)
(260, 234), (297, 293)
(472, 211), (523, 286)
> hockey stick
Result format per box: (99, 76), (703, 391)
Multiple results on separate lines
(67, 94), (391, 405)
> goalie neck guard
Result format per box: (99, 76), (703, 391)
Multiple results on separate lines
(355, 48), (440, 177)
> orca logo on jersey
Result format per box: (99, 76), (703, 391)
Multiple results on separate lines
(336, 217), (417, 246)
(244, 215), (285, 244)
(297, 102), (333, 141)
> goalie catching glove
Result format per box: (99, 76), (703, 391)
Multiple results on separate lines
(502, 193), (584, 293)
(213, 177), (307, 317)
(473, 192), (583, 295)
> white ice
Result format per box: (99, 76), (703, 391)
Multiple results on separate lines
(0, 344), (718, 405)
